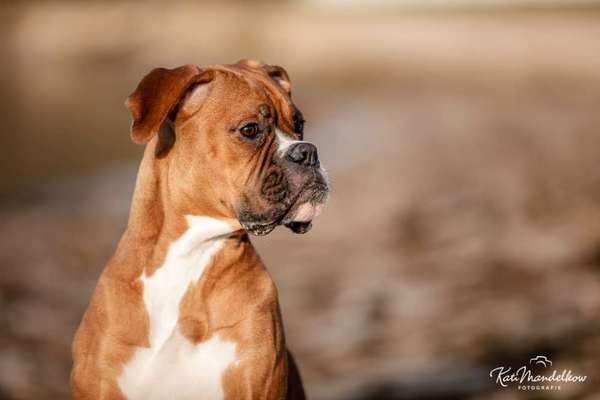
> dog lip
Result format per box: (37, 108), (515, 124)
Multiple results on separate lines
(281, 183), (329, 224)
(245, 222), (277, 236)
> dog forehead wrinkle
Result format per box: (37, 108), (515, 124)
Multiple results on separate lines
(259, 104), (271, 117)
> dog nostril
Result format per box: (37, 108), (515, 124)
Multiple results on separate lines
(287, 142), (319, 167)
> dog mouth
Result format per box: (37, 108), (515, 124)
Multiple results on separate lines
(239, 180), (328, 236)
(281, 183), (328, 234)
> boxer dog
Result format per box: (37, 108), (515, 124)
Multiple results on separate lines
(70, 60), (328, 400)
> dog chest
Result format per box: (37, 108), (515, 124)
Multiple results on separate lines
(117, 216), (239, 400)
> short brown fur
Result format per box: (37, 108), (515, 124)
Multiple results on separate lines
(71, 60), (307, 400)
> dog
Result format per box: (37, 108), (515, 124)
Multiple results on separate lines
(70, 59), (328, 400)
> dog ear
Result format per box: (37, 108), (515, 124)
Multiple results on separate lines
(126, 65), (213, 145)
(177, 74), (216, 119)
(264, 64), (291, 94)
(236, 59), (292, 95)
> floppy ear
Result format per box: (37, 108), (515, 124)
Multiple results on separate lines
(235, 59), (292, 94)
(264, 64), (291, 94)
(126, 64), (203, 144)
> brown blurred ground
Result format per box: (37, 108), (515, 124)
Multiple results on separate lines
(1, 2), (600, 400)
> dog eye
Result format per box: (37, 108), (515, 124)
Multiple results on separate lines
(293, 117), (304, 135)
(240, 123), (260, 138)
(292, 109), (305, 139)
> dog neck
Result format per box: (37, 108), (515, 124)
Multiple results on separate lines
(115, 144), (245, 278)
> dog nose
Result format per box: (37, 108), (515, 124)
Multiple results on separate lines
(286, 142), (320, 167)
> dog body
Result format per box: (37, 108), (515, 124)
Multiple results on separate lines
(70, 60), (327, 400)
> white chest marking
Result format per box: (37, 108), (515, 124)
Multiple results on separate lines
(118, 216), (238, 400)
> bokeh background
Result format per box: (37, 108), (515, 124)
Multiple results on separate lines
(2, 1), (600, 399)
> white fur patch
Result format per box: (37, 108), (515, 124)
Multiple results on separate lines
(276, 128), (300, 155)
(118, 216), (238, 400)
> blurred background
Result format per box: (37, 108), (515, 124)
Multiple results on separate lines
(2, 1), (600, 399)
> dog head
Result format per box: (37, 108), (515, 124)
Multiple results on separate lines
(126, 60), (328, 235)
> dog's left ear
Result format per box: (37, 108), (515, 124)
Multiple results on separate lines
(126, 65), (213, 145)
(236, 59), (292, 95)
(264, 64), (291, 94)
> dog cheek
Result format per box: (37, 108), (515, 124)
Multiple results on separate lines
(261, 169), (289, 204)
(235, 193), (276, 222)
